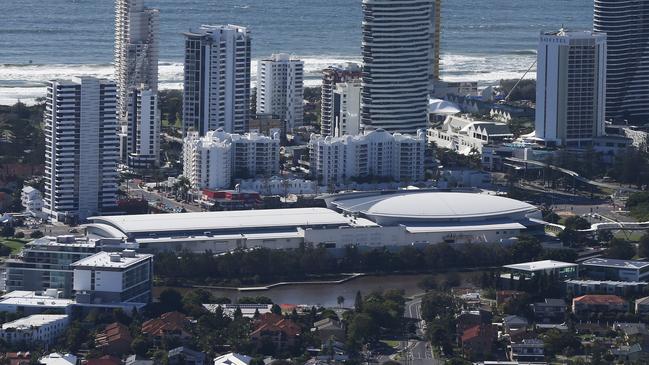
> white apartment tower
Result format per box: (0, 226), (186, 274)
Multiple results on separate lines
(183, 25), (251, 135)
(114, 0), (159, 123)
(257, 54), (304, 132)
(44, 77), (119, 222)
(309, 129), (426, 186)
(126, 87), (160, 168)
(321, 63), (362, 136)
(333, 80), (362, 137)
(361, 0), (438, 134)
(183, 129), (280, 190)
(535, 30), (607, 147)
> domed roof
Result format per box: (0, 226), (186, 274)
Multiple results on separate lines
(332, 192), (537, 223)
(366, 192), (534, 220)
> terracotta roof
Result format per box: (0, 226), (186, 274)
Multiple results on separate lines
(251, 313), (301, 338)
(95, 322), (132, 348)
(142, 311), (189, 337)
(461, 325), (482, 342)
(573, 295), (626, 305)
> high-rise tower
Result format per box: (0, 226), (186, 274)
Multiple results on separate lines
(43, 77), (119, 222)
(535, 30), (607, 147)
(114, 0), (159, 124)
(361, 0), (438, 134)
(594, 0), (649, 123)
(183, 25), (251, 135)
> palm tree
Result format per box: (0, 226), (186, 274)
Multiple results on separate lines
(337, 295), (345, 308)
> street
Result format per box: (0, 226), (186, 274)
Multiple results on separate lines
(123, 180), (202, 213)
(401, 298), (442, 365)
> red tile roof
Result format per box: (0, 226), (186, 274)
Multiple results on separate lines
(573, 295), (626, 305)
(84, 355), (121, 365)
(142, 311), (190, 337)
(251, 313), (301, 338)
(95, 322), (132, 348)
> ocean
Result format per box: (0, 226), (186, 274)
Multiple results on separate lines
(0, 0), (592, 105)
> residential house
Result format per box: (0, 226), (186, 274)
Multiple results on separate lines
(95, 322), (133, 356)
(250, 313), (301, 351)
(496, 291), (525, 307)
(312, 318), (345, 343)
(613, 323), (649, 343)
(508, 338), (545, 363)
(531, 298), (566, 324)
(142, 312), (192, 343)
(456, 310), (493, 343)
(503, 315), (529, 334)
(572, 295), (628, 316)
(168, 346), (206, 365)
(460, 324), (497, 360)
(213, 353), (252, 365)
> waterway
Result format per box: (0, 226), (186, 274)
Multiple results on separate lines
(157, 272), (482, 308)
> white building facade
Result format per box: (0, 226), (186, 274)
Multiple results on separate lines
(321, 63), (362, 136)
(126, 87), (160, 168)
(257, 54), (304, 132)
(0, 314), (69, 345)
(21, 186), (44, 218)
(114, 0), (159, 124)
(361, 0), (438, 134)
(71, 250), (153, 304)
(183, 25), (251, 135)
(309, 129), (426, 185)
(535, 30), (607, 147)
(427, 115), (514, 155)
(333, 80), (362, 137)
(44, 77), (119, 222)
(183, 130), (280, 190)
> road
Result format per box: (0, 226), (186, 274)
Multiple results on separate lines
(401, 298), (442, 365)
(123, 180), (202, 213)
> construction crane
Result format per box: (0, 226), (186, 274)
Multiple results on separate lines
(502, 60), (537, 102)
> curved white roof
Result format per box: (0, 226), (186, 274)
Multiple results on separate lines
(428, 98), (461, 115)
(333, 192), (537, 222)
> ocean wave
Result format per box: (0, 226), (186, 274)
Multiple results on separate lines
(0, 53), (537, 105)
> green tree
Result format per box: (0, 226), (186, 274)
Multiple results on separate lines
(638, 232), (649, 259)
(158, 288), (183, 313)
(347, 313), (378, 343)
(337, 295), (345, 308)
(354, 291), (363, 312)
(510, 235), (543, 262)
(271, 304), (282, 315)
(606, 238), (636, 260)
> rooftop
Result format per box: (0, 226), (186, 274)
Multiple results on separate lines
(503, 260), (578, 272)
(332, 191), (537, 222)
(565, 279), (647, 286)
(2, 314), (68, 330)
(573, 295), (626, 305)
(71, 251), (152, 269)
(0, 291), (74, 308)
(582, 258), (649, 270)
(90, 208), (364, 235)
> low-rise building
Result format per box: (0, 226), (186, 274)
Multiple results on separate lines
(611, 344), (647, 363)
(239, 177), (316, 196)
(168, 346), (206, 365)
(581, 258), (649, 282)
(565, 279), (647, 297)
(250, 313), (301, 351)
(0, 290), (74, 314)
(427, 115), (513, 155)
(125, 355), (154, 365)
(312, 318), (345, 343)
(71, 250), (153, 305)
(3, 351), (30, 365)
(502, 260), (579, 282)
(199, 189), (263, 211)
(503, 315), (529, 334)
(572, 294), (628, 315)
(39, 353), (77, 365)
(531, 298), (566, 324)
(142, 312), (191, 342)
(95, 322), (133, 356)
(213, 353), (252, 365)
(85, 355), (122, 365)
(0, 314), (69, 345)
(21, 186), (44, 218)
(508, 338), (545, 363)
(309, 128), (426, 186)
(203, 304), (272, 319)
(460, 324), (497, 360)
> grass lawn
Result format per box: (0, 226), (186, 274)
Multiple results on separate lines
(381, 340), (401, 349)
(614, 230), (646, 242)
(0, 238), (27, 254)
